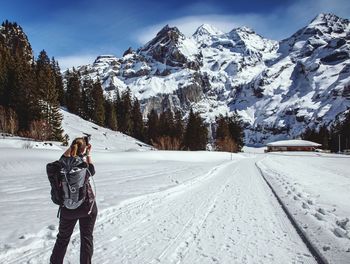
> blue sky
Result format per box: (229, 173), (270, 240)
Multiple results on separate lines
(1, 0), (349, 69)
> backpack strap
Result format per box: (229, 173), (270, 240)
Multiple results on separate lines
(62, 170), (77, 195)
(86, 168), (96, 215)
(57, 206), (61, 218)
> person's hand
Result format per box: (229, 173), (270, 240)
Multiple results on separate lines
(86, 144), (92, 156)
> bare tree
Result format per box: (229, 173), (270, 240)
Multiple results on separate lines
(152, 136), (183, 150)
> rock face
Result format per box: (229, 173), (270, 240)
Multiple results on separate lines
(69, 13), (350, 145)
(139, 25), (202, 70)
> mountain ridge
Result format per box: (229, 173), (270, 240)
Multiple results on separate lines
(69, 13), (350, 146)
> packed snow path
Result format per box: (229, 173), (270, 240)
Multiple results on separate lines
(86, 157), (316, 263)
(0, 152), (317, 264)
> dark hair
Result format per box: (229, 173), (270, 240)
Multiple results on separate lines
(83, 134), (91, 145)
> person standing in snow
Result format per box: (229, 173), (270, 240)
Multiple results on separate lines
(50, 137), (97, 264)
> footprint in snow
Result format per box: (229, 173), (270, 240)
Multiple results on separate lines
(48, 224), (56, 231)
(336, 218), (349, 230)
(302, 202), (309, 209)
(333, 227), (347, 238)
(322, 245), (331, 251)
(314, 212), (325, 221)
(317, 208), (326, 215)
(307, 199), (314, 205)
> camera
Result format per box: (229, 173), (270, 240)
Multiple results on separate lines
(83, 133), (91, 145)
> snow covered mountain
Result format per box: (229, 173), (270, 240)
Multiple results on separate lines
(71, 13), (350, 146)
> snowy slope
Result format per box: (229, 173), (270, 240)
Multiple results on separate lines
(1, 109), (349, 263)
(70, 13), (350, 146)
(0, 109), (152, 152)
(60, 108), (151, 152)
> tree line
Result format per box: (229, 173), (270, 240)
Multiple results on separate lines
(0, 21), (64, 142)
(146, 109), (244, 151)
(302, 110), (350, 152)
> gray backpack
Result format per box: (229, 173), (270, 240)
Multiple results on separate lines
(59, 156), (88, 210)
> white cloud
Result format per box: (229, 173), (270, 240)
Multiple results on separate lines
(134, 0), (350, 45)
(56, 54), (97, 71)
(285, 0), (350, 21)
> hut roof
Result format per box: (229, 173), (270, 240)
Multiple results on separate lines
(266, 140), (321, 147)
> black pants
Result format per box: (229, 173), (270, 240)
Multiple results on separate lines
(50, 205), (97, 264)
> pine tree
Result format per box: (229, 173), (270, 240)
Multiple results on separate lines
(342, 111), (350, 150)
(114, 88), (121, 130)
(158, 109), (174, 137)
(227, 113), (244, 151)
(215, 115), (230, 140)
(183, 109), (196, 150)
(118, 88), (133, 134)
(91, 80), (105, 126)
(329, 110), (350, 152)
(66, 69), (82, 115)
(302, 125), (331, 151)
(173, 110), (184, 141)
(0, 21), (65, 140)
(0, 45), (10, 106)
(153, 109), (184, 150)
(146, 109), (159, 144)
(7, 52), (39, 132)
(81, 78), (94, 120)
(215, 115), (242, 152)
(36, 50), (63, 141)
(36, 50), (55, 100)
(51, 57), (65, 106)
(104, 99), (117, 131)
(50, 104), (64, 141)
(131, 98), (144, 140)
(319, 125), (330, 150)
(183, 109), (208, 150)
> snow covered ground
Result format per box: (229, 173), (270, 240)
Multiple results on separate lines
(0, 147), (317, 264)
(0, 111), (349, 263)
(257, 152), (350, 263)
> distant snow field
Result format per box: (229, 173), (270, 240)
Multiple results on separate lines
(0, 110), (349, 263)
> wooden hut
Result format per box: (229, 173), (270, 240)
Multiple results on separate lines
(266, 140), (321, 152)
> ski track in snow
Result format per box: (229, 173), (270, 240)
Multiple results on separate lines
(0, 154), (318, 264)
(257, 153), (350, 264)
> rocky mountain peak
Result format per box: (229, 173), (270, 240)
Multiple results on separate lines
(94, 54), (118, 63)
(279, 12), (349, 57)
(123, 47), (135, 57)
(225, 26), (277, 56)
(193, 24), (223, 37)
(158, 24), (181, 37)
(138, 25), (200, 69)
(229, 26), (255, 35)
(310, 13), (348, 27)
(140, 25), (183, 53)
(307, 13), (349, 36)
(192, 24), (224, 45)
